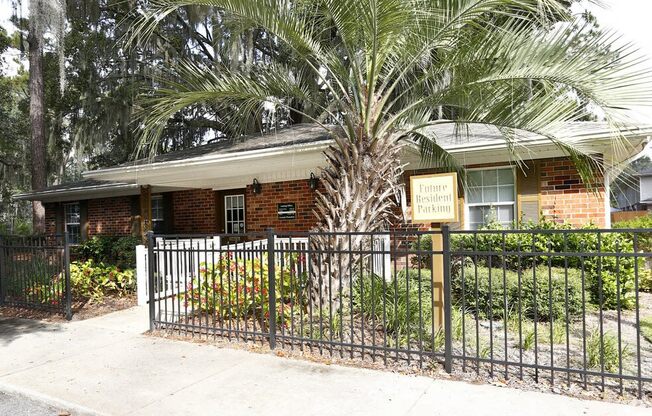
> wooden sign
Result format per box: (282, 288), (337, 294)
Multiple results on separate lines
(410, 172), (459, 224)
(277, 203), (296, 220)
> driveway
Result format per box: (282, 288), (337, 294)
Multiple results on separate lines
(0, 306), (648, 416)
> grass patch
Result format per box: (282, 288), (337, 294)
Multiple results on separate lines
(641, 316), (652, 344)
(587, 328), (630, 373)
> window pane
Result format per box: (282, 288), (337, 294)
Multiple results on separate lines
(498, 185), (515, 202)
(482, 187), (498, 203)
(67, 224), (80, 244)
(226, 197), (232, 209)
(483, 170), (498, 186)
(466, 187), (482, 203)
(468, 206), (484, 223)
(497, 168), (514, 185)
(468, 171), (482, 186)
(497, 205), (514, 223)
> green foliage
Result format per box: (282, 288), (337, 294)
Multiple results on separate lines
(640, 269), (652, 293)
(69, 259), (135, 302)
(587, 328), (630, 373)
(452, 218), (639, 310)
(612, 214), (652, 254)
(353, 270), (436, 349)
(75, 235), (140, 269)
(179, 253), (306, 325)
(6, 256), (65, 306)
(640, 316), (652, 344)
(454, 265), (584, 322)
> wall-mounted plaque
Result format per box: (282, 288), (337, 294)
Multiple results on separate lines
(277, 203), (296, 220)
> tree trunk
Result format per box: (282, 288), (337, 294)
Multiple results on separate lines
(28, 14), (47, 234)
(309, 132), (405, 308)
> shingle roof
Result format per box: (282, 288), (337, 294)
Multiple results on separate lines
(121, 123), (333, 167)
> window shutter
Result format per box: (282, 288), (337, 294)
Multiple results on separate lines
(80, 200), (89, 241)
(163, 193), (174, 233)
(130, 195), (141, 237)
(517, 162), (540, 224)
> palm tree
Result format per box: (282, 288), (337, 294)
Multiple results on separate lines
(130, 0), (651, 303)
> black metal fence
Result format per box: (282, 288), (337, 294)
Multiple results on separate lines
(0, 235), (72, 319)
(147, 227), (652, 398)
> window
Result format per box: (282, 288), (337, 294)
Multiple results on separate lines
(225, 194), (245, 234)
(151, 195), (165, 233)
(64, 202), (81, 244)
(466, 168), (515, 229)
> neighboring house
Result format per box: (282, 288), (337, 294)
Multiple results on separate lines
(14, 123), (652, 242)
(639, 169), (652, 210)
(612, 168), (652, 212)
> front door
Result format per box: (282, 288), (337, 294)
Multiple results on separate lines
(216, 189), (247, 242)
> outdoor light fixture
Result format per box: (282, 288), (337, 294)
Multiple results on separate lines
(308, 172), (319, 190)
(252, 178), (262, 194)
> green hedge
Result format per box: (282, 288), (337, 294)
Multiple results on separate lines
(75, 235), (141, 269)
(446, 218), (640, 310)
(453, 265), (584, 322)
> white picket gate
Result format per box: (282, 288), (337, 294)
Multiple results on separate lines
(136, 237), (220, 305)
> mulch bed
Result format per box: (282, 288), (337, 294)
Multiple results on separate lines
(0, 295), (136, 322)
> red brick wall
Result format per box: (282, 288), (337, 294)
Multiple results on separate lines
(539, 157), (606, 227)
(172, 189), (217, 234)
(87, 196), (133, 236)
(245, 179), (320, 232)
(44, 203), (57, 235)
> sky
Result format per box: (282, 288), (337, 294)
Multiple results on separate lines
(571, 0), (652, 125)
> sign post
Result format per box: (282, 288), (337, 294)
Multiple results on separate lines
(410, 172), (458, 331)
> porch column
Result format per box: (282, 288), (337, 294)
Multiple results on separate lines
(140, 185), (152, 242)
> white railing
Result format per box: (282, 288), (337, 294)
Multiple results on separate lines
(136, 237), (220, 305)
(136, 234), (392, 305)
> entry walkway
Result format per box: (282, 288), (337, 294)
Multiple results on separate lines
(0, 306), (648, 416)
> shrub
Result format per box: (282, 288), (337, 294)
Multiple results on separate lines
(613, 214), (652, 253)
(179, 253), (306, 325)
(69, 259), (136, 302)
(452, 219), (639, 310)
(640, 269), (652, 293)
(353, 270), (435, 348)
(453, 265), (584, 322)
(76, 235), (140, 269)
(587, 328), (630, 373)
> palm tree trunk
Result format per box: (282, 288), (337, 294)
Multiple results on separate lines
(28, 12), (47, 234)
(309, 133), (404, 307)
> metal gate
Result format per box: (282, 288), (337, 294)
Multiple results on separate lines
(0, 235), (72, 319)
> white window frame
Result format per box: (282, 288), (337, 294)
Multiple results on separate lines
(64, 202), (81, 244)
(464, 166), (516, 230)
(224, 194), (246, 234)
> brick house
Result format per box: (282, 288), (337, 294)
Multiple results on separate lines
(15, 123), (652, 242)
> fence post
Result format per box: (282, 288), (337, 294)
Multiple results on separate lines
(0, 235), (5, 306)
(442, 225), (453, 373)
(63, 233), (72, 321)
(147, 231), (156, 331)
(267, 228), (276, 350)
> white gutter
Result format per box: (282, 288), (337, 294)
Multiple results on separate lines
(84, 140), (333, 180)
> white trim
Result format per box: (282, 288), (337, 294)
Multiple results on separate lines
(224, 194), (246, 234)
(463, 166), (517, 230)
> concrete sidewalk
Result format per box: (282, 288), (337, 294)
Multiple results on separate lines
(0, 306), (648, 416)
